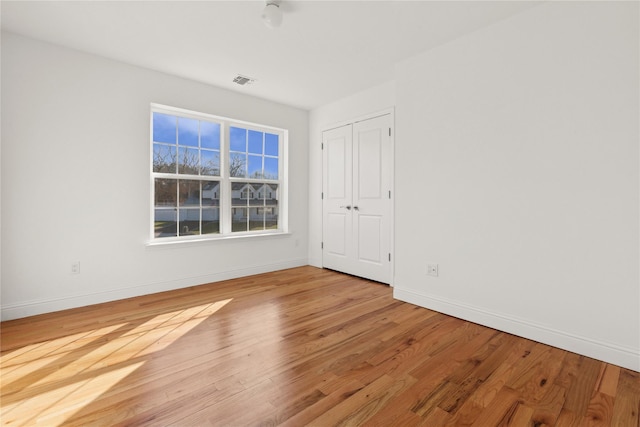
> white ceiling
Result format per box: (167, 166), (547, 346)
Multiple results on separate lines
(1, 1), (539, 110)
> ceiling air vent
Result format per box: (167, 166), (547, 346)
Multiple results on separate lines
(232, 74), (256, 86)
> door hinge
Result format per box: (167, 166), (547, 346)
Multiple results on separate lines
(388, 190), (391, 199)
(321, 192), (324, 199)
(388, 253), (391, 261)
(321, 143), (324, 150)
(321, 242), (324, 249)
(389, 128), (391, 137)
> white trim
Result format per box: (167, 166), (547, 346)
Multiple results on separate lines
(393, 288), (640, 372)
(321, 108), (395, 285)
(308, 257), (323, 268)
(150, 103), (287, 241)
(222, 121), (232, 234)
(388, 110), (395, 287)
(150, 103), (284, 133)
(322, 107), (394, 134)
(146, 231), (291, 247)
(1, 258), (307, 321)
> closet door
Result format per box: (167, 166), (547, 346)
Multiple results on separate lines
(322, 124), (353, 275)
(322, 114), (392, 284)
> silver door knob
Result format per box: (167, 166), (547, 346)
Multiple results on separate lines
(353, 206), (359, 211)
(340, 205), (352, 210)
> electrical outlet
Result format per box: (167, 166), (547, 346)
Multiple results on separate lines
(71, 261), (80, 274)
(427, 264), (438, 277)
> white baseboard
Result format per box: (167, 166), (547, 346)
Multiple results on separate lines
(393, 288), (640, 372)
(307, 257), (323, 268)
(1, 258), (308, 321)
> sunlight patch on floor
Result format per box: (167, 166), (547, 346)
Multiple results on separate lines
(1, 323), (126, 368)
(2, 361), (145, 426)
(0, 299), (232, 426)
(1, 323), (127, 383)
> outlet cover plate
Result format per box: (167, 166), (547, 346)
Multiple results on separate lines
(427, 264), (438, 277)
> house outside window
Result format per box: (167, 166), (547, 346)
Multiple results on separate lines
(151, 104), (286, 241)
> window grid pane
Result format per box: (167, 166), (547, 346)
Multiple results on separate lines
(227, 126), (279, 181)
(153, 144), (177, 173)
(178, 117), (199, 147)
(152, 108), (282, 239)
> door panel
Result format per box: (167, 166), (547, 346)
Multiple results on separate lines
(326, 213), (347, 256)
(322, 114), (392, 284)
(327, 137), (347, 199)
(322, 125), (353, 273)
(357, 214), (382, 263)
(352, 114), (391, 282)
(357, 129), (382, 199)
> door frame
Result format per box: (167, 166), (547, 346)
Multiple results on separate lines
(321, 108), (395, 286)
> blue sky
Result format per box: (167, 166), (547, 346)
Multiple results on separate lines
(154, 113), (279, 179)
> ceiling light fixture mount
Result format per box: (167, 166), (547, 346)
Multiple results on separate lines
(261, 1), (283, 29)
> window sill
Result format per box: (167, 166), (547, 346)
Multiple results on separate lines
(145, 231), (292, 248)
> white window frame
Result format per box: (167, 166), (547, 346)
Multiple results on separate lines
(149, 104), (288, 243)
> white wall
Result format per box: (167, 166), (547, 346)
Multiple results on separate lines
(1, 32), (309, 320)
(308, 81), (395, 267)
(393, 2), (639, 370)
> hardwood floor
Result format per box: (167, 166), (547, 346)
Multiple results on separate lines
(1, 266), (638, 426)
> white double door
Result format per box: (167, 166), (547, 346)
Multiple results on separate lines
(322, 114), (392, 284)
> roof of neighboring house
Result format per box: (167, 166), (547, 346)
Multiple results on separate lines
(202, 182), (220, 191)
(231, 182), (279, 192)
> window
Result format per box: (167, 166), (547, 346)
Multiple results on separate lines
(151, 105), (285, 241)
